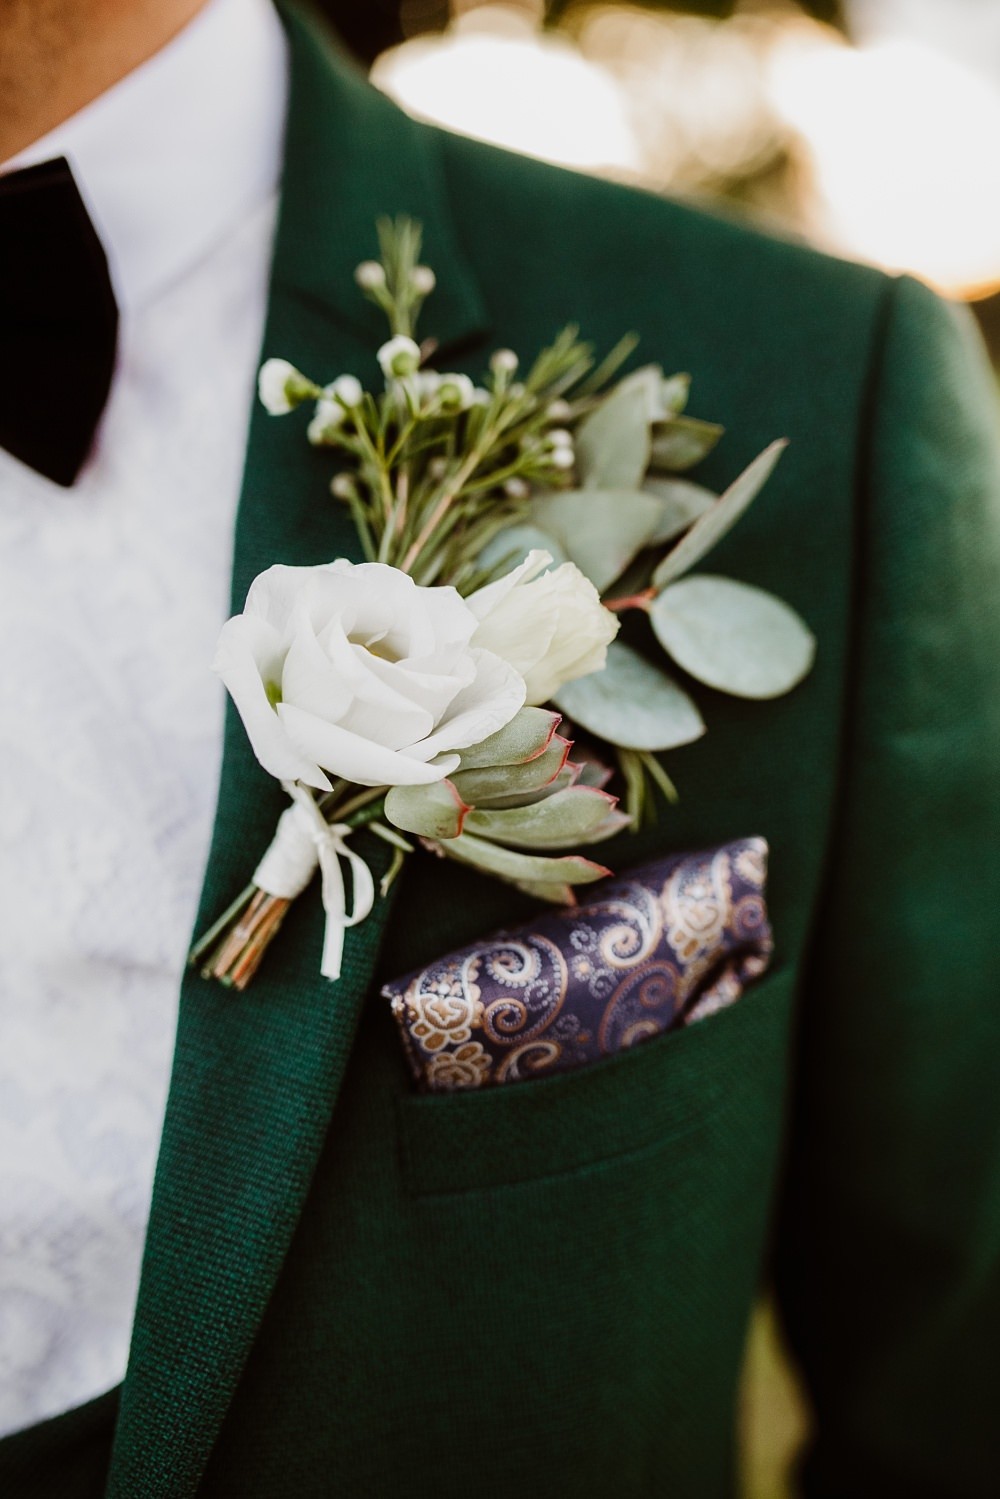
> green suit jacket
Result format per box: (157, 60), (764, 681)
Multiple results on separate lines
(4, 8), (999, 1497)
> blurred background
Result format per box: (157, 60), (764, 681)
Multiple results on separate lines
(317, 3), (999, 1494)
(321, 0), (1000, 364)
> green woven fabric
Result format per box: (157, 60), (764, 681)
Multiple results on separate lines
(4, 6), (998, 1497)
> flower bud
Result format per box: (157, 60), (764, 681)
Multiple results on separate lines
(548, 428), (574, 450)
(377, 335), (422, 380)
(490, 349), (519, 376)
(355, 260), (387, 290)
(330, 472), (357, 499)
(503, 477), (530, 501)
(307, 398), (346, 446)
(257, 358), (316, 415)
(548, 446), (576, 470)
(411, 265), (436, 295)
(327, 374), (364, 408)
(437, 372), (476, 411)
(547, 399), (572, 422)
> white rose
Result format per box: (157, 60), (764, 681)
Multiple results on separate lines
(213, 561), (527, 792)
(467, 550), (619, 707)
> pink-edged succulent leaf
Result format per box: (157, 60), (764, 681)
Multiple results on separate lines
(383, 778), (470, 841)
(456, 706), (562, 771)
(435, 833), (611, 888)
(450, 736), (571, 806)
(463, 786), (623, 850)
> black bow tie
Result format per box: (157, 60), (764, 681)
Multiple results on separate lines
(0, 156), (119, 487)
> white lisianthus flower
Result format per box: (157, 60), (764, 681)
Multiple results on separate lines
(213, 561), (527, 792)
(468, 550), (619, 707)
(258, 358), (315, 415)
(378, 335), (422, 379)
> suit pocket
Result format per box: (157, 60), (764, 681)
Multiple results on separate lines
(396, 962), (790, 1195)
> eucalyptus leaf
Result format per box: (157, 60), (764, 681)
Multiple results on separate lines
(531, 489), (662, 592)
(614, 365), (666, 419)
(650, 415), (725, 473)
(456, 707), (561, 770)
(439, 833), (611, 888)
(477, 523), (566, 579)
(650, 574), (816, 699)
(574, 375), (651, 490)
(652, 439), (787, 590)
(384, 780), (468, 840)
(643, 477), (716, 545)
(451, 738), (570, 805)
(465, 786), (624, 850)
(553, 640), (705, 751)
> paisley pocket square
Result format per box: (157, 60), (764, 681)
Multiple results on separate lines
(382, 837), (773, 1091)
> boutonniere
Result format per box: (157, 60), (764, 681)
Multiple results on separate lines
(191, 218), (814, 990)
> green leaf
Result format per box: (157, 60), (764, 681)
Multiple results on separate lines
(508, 878), (578, 906)
(450, 738), (570, 805)
(384, 779), (468, 840)
(652, 440), (787, 590)
(574, 375), (652, 490)
(477, 523), (566, 578)
(530, 489), (662, 592)
(438, 833), (611, 888)
(553, 640), (705, 751)
(650, 415), (725, 473)
(659, 372), (691, 416)
(465, 787), (627, 850)
(475, 765), (579, 810)
(650, 574), (816, 699)
(643, 477), (716, 545)
(456, 707), (561, 770)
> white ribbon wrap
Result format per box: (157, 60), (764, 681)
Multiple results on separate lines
(252, 782), (376, 981)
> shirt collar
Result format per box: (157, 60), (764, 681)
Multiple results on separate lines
(3, 0), (289, 313)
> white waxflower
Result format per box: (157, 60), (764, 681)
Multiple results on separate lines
(437, 373), (476, 411)
(327, 374), (364, 408)
(549, 446), (576, 470)
(468, 549), (619, 707)
(490, 349), (518, 376)
(307, 399), (345, 446)
(415, 370), (441, 401)
(411, 265), (436, 294)
(330, 472), (357, 499)
(355, 260), (387, 290)
(258, 358), (314, 415)
(503, 477), (530, 501)
(547, 399), (572, 422)
(378, 336), (422, 379)
(548, 428), (573, 450)
(213, 560), (528, 792)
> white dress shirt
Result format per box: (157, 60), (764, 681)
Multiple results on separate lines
(0, 0), (288, 1436)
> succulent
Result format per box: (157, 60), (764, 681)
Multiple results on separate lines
(383, 708), (628, 905)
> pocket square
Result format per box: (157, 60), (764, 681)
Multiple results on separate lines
(382, 838), (773, 1091)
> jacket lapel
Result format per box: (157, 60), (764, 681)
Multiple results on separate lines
(106, 13), (489, 1497)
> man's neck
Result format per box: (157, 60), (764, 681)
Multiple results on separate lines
(0, 0), (208, 165)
